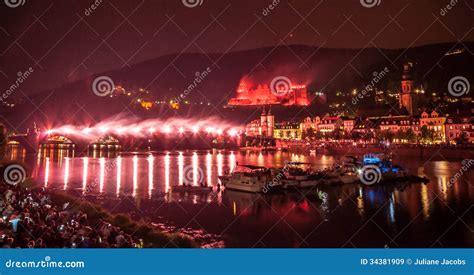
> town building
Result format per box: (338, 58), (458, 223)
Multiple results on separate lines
(300, 116), (320, 133)
(411, 117), (422, 136)
(353, 118), (376, 135)
(274, 122), (302, 140)
(318, 116), (342, 133)
(419, 111), (447, 143)
(445, 116), (474, 144)
(245, 119), (261, 137)
(243, 107), (472, 144)
(378, 115), (414, 133)
(341, 116), (355, 133)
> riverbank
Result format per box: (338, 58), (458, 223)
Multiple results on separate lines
(1, 176), (197, 248)
(327, 145), (473, 160)
(48, 191), (198, 248)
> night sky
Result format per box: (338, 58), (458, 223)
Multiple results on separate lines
(0, 0), (473, 94)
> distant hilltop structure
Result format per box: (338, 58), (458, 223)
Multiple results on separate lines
(227, 79), (310, 106)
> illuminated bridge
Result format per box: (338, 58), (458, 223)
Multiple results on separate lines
(8, 129), (242, 155)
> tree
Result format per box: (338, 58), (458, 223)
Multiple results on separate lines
(332, 129), (344, 140)
(394, 129), (405, 143)
(455, 131), (470, 144)
(395, 129), (416, 144)
(363, 131), (374, 143)
(314, 130), (324, 141)
(302, 128), (315, 140)
(351, 131), (363, 141)
(420, 125), (435, 144)
(376, 129), (394, 143)
(405, 128), (417, 143)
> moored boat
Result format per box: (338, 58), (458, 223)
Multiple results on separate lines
(219, 165), (274, 193)
(280, 162), (320, 189)
(356, 153), (428, 185)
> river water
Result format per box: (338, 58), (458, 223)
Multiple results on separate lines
(10, 148), (474, 248)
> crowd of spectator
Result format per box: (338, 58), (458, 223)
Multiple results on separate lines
(0, 187), (143, 248)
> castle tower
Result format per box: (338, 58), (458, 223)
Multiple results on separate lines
(400, 62), (415, 115)
(260, 107), (268, 137)
(267, 106), (274, 138)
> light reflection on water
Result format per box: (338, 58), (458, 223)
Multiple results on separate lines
(33, 149), (346, 197)
(63, 157), (70, 190)
(7, 146), (474, 248)
(116, 156), (121, 196)
(82, 157), (88, 193)
(36, 150), (245, 197)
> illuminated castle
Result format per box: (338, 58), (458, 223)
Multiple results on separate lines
(228, 81), (310, 106)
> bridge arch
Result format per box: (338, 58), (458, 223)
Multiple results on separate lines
(7, 134), (40, 153)
(40, 135), (75, 146)
(37, 135), (76, 158)
(39, 135), (75, 150)
(89, 135), (122, 149)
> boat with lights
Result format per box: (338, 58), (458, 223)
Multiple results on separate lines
(317, 154), (428, 185)
(219, 165), (277, 193)
(356, 153), (428, 184)
(278, 162), (320, 189)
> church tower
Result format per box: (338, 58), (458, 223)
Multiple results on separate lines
(267, 106), (274, 138)
(400, 62), (415, 115)
(260, 107), (268, 137)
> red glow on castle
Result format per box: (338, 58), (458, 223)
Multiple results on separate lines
(228, 79), (311, 106)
